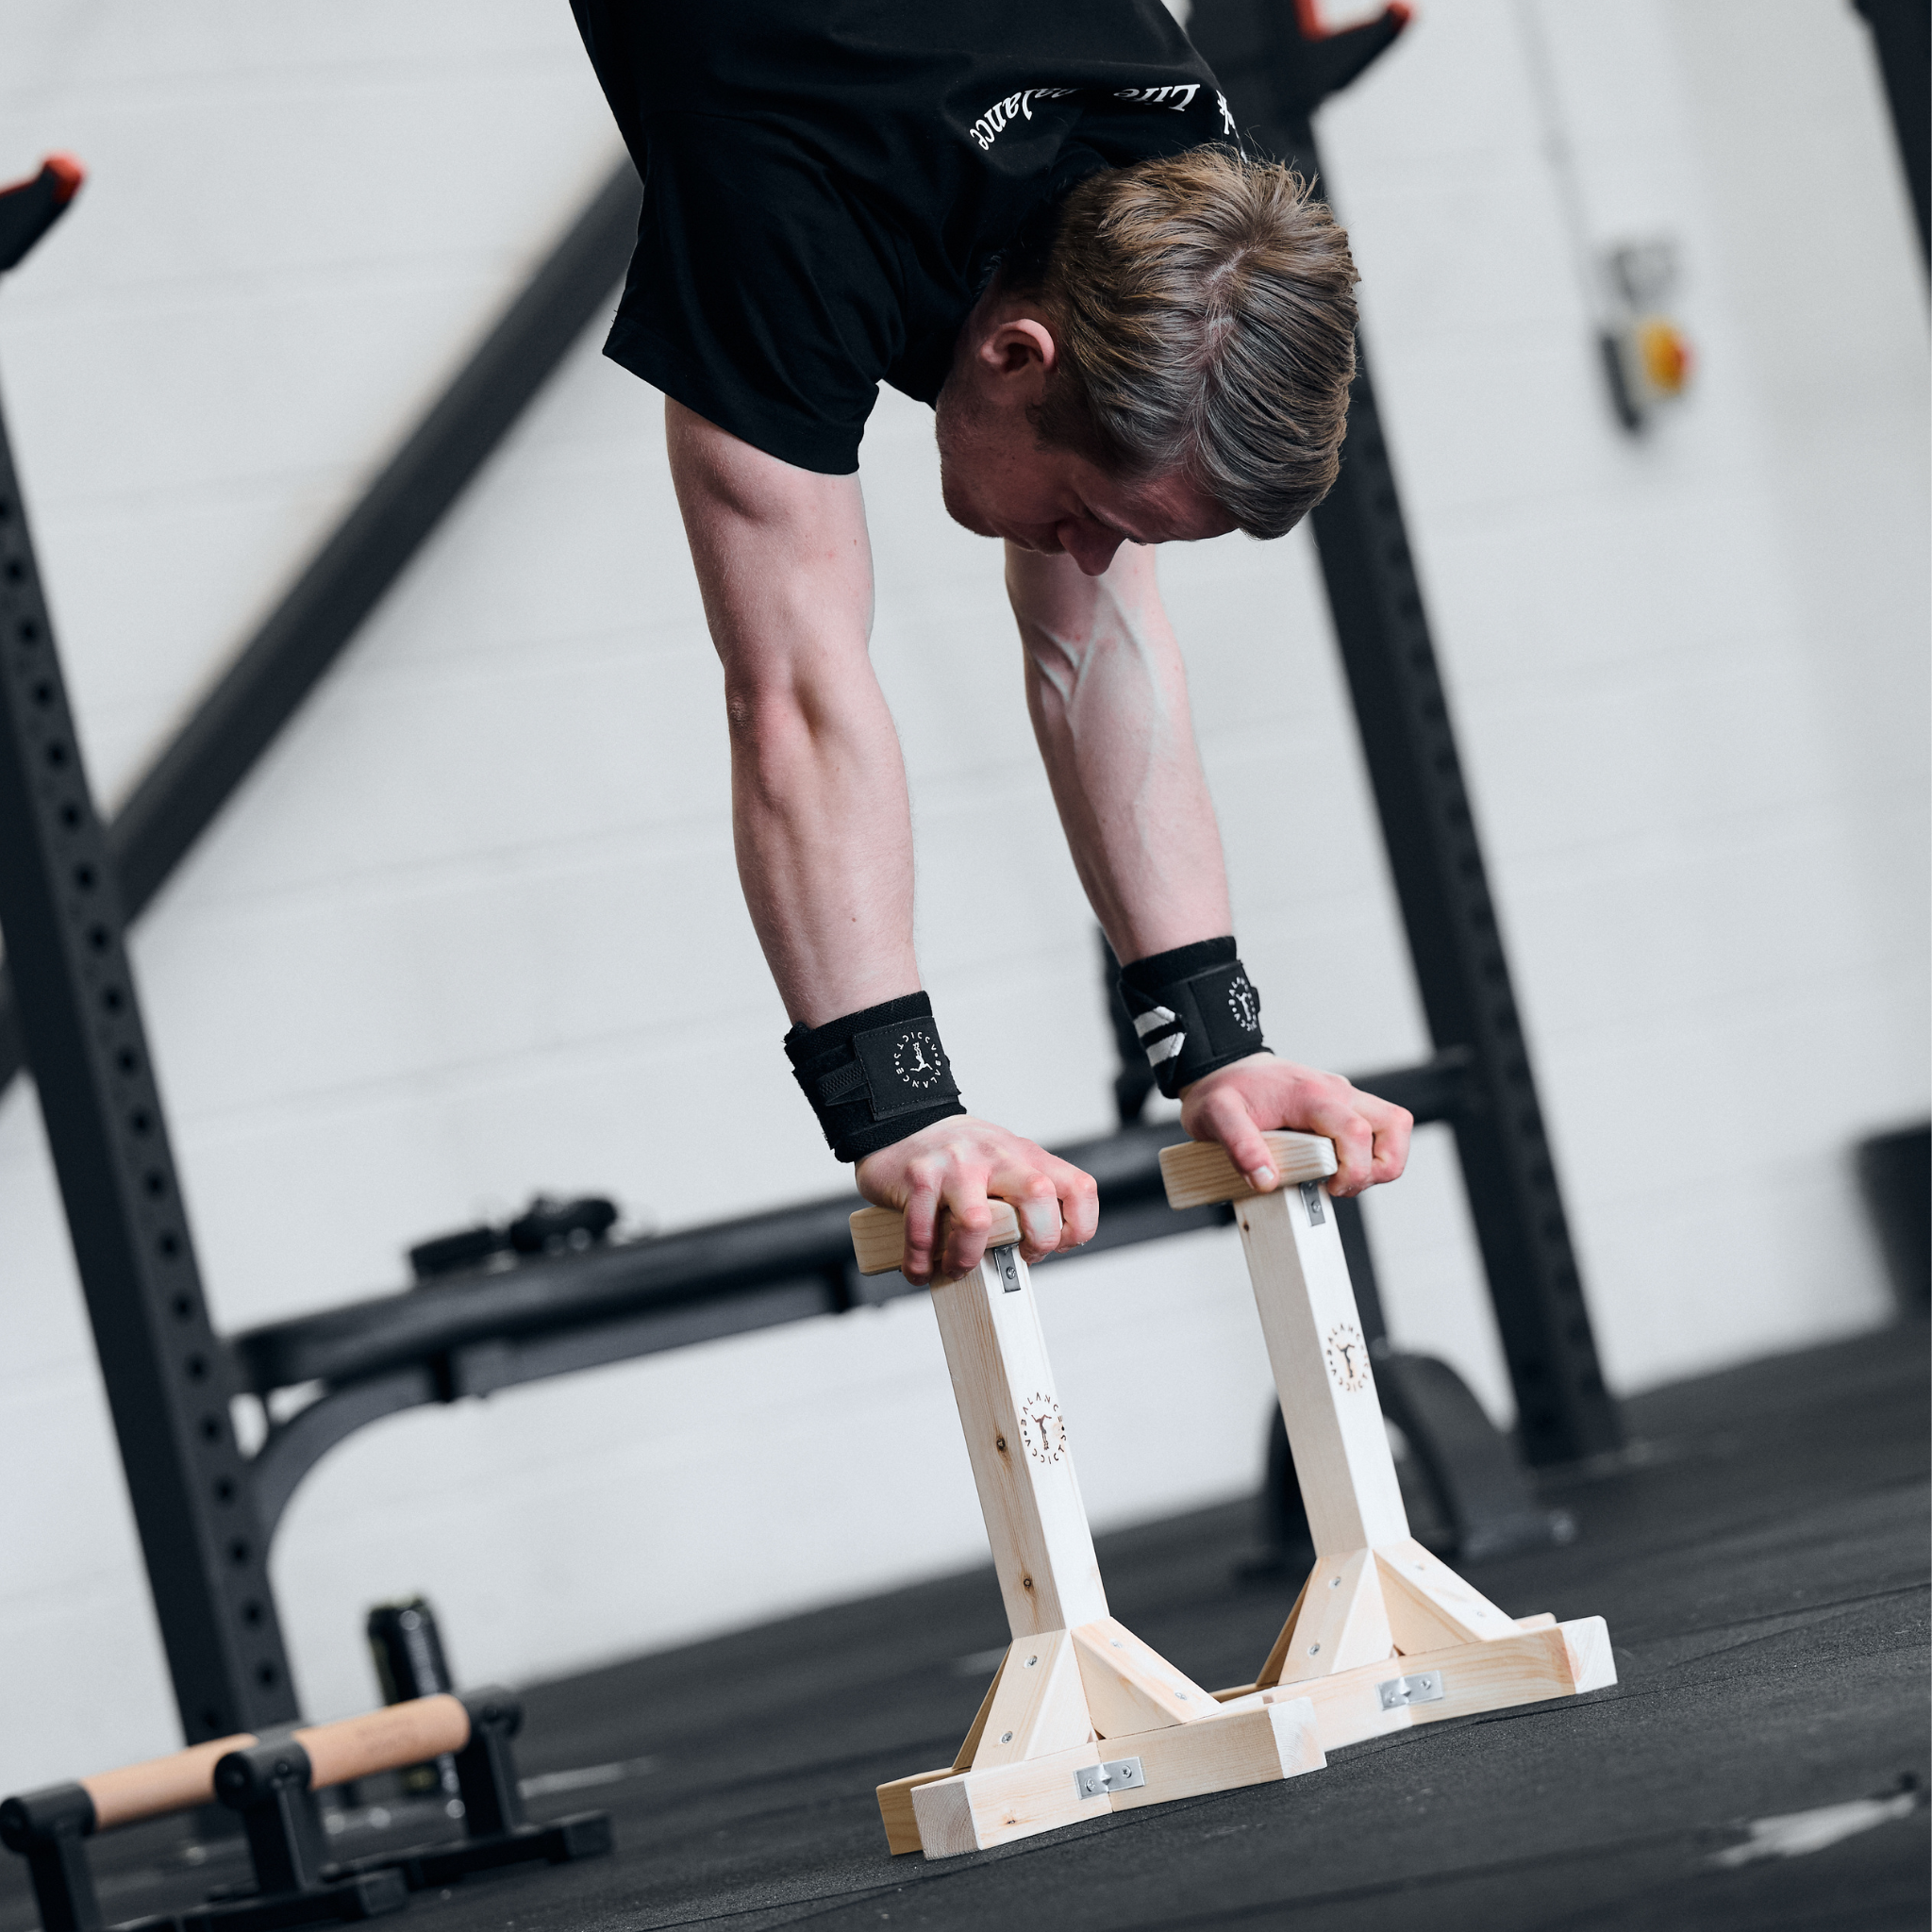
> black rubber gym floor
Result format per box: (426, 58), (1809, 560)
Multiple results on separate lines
(13, 1321), (1927, 1932)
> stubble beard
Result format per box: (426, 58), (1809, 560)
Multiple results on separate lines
(932, 370), (998, 539)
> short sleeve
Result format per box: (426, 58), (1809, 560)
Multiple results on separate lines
(606, 114), (905, 475)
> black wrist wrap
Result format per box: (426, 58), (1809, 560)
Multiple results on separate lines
(1118, 937), (1266, 1100)
(784, 992), (966, 1163)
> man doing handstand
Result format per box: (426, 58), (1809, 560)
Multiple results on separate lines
(571, 0), (1414, 1284)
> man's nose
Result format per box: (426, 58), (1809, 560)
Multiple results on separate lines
(1059, 522), (1124, 575)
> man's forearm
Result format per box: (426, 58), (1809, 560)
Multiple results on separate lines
(1008, 541), (1232, 962)
(667, 398), (918, 1025)
(724, 658), (919, 1025)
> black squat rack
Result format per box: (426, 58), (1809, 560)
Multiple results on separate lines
(0, 4), (1620, 1762)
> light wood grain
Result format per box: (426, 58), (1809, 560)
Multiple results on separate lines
(1374, 1539), (1514, 1653)
(849, 1202), (1022, 1278)
(928, 1248), (1108, 1639)
(295, 1694), (471, 1789)
(1219, 1617), (1617, 1752)
(1236, 1188), (1410, 1556)
(910, 1740), (1107, 1858)
(1268, 1547), (1393, 1686)
(1108, 1701), (1324, 1812)
(1071, 1617), (1217, 1738)
(1255, 1571), (1310, 1691)
(81, 1734), (257, 1831)
(76, 1692), (473, 1830)
(972, 1631), (1094, 1768)
(1158, 1132), (1337, 1210)
(952, 1654), (1007, 1772)
(876, 1768), (957, 1856)
(908, 1699), (1328, 1857)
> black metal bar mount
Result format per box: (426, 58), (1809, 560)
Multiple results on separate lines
(1188, 0), (1622, 1464)
(0, 165), (302, 1744)
(1852, 0), (1931, 270)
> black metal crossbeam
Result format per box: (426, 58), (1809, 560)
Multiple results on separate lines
(0, 157), (643, 1099)
(232, 1058), (1475, 1541)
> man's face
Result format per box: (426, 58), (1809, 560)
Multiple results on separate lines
(934, 306), (1236, 575)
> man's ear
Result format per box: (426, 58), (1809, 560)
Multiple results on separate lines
(975, 317), (1058, 396)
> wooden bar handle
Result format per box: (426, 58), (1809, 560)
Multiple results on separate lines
(849, 1201), (1023, 1277)
(294, 1693), (471, 1789)
(1158, 1131), (1337, 1210)
(81, 1734), (256, 1832)
(71, 1693), (473, 1834)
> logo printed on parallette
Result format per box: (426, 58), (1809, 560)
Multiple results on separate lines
(1324, 1323), (1371, 1394)
(1018, 1392), (1068, 1465)
(892, 1025), (948, 1091)
(1227, 972), (1259, 1032)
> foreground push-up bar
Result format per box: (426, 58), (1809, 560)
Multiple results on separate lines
(0, 1689), (609, 1932)
(851, 1129), (1615, 1859)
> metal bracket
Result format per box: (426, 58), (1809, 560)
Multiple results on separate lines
(1074, 1756), (1146, 1799)
(995, 1246), (1022, 1293)
(1376, 1670), (1446, 1711)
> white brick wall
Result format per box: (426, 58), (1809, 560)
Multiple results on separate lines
(0, 1), (1922, 1792)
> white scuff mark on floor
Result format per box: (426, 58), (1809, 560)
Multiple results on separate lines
(1713, 1790), (1921, 1867)
(951, 1645), (1008, 1676)
(519, 1755), (657, 1798)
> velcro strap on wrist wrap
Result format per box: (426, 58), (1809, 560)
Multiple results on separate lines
(784, 992), (966, 1162)
(1118, 937), (1266, 1100)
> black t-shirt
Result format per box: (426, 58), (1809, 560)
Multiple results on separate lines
(572, 2), (1229, 474)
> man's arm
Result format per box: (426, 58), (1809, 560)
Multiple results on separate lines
(1008, 539), (1411, 1195)
(664, 401), (1097, 1279)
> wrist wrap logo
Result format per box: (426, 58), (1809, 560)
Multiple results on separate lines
(853, 1018), (959, 1119)
(1226, 970), (1259, 1033)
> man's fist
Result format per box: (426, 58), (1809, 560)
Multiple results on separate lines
(856, 1115), (1099, 1286)
(1181, 1053), (1412, 1197)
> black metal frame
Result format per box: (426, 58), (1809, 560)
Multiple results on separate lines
(0, 158), (644, 1097)
(1852, 0), (1930, 269)
(1189, 0), (1621, 1463)
(0, 394), (300, 1740)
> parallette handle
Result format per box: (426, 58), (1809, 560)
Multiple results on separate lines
(56, 1691), (481, 1835)
(849, 1200), (1022, 1277)
(1158, 1130), (1338, 1210)
(80, 1734), (257, 1833)
(293, 1690), (473, 1790)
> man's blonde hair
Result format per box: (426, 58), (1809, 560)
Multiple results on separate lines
(1014, 146), (1358, 540)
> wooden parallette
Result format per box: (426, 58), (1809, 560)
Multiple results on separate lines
(1156, 1133), (1618, 1753)
(851, 1205), (1327, 1858)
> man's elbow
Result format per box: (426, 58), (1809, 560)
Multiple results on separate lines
(720, 667), (856, 805)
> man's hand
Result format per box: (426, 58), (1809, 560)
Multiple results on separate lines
(857, 1117), (1099, 1286)
(1181, 1054), (1412, 1197)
